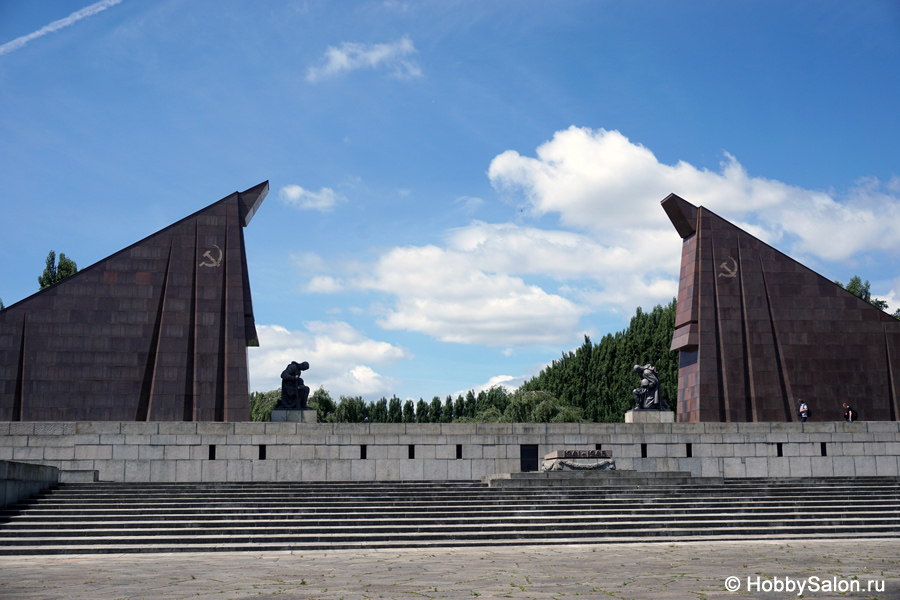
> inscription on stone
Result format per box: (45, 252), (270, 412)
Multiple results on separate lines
(544, 449), (611, 460)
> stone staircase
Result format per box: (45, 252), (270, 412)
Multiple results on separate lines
(1, 477), (899, 554)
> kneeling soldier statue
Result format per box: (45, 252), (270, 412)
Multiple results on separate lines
(278, 361), (310, 409)
(632, 363), (669, 410)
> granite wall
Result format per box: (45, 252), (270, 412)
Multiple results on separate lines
(2, 421), (898, 482)
(0, 460), (58, 508)
(0, 183), (268, 422)
(663, 193), (900, 423)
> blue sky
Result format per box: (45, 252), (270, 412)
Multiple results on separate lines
(1, 0), (899, 401)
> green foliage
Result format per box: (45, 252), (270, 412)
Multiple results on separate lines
(335, 395), (367, 422)
(249, 390), (279, 422)
(370, 397), (388, 422)
(402, 399), (415, 423)
(0, 298), (4, 310)
(502, 389), (544, 422)
(388, 395), (403, 423)
(309, 387), (336, 422)
(518, 299), (678, 422)
(443, 395), (454, 422)
(551, 404), (585, 423)
(840, 276), (872, 302)
(473, 406), (503, 422)
(836, 275), (893, 313)
(454, 395), (465, 420)
(247, 300), (679, 424)
(38, 250), (78, 290)
(465, 390), (476, 418)
(416, 398), (429, 423)
(532, 396), (582, 423)
(429, 396), (443, 423)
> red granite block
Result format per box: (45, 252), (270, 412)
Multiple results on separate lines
(0, 183), (268, 422)
(664, 193), (900, 422)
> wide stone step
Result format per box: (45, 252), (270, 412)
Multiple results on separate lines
(1, 522), (899, 553)
(6, 529), (900, 556)
(6, 493), (900, 518)
(3, 512), (900, 539)
(3, 478), (899, 555)
(30, 480), (900, 495)
(26, 480), (900, 499)
(7, 490), (900, 507)
(11, 491), (900, 512)
(5, 500), (898, 524)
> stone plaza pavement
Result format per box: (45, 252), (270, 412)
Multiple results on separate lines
(1, 539), (898, 600)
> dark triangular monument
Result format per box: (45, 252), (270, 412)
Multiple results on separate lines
(0, 182), (268, 422)
(663, 193), (900, 423)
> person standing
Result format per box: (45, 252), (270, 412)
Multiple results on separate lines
(842, 403), (857, 422)
(798, 400), (808, 422)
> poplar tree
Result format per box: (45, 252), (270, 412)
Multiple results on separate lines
(38, 250), (78, 289)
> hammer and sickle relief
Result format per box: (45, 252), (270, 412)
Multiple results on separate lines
(199, 244), (223, 268)
(718, 256), (738, 278)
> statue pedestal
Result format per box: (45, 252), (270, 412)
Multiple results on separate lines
(625, 409), (674, 424)
(271, 408), (317, 423)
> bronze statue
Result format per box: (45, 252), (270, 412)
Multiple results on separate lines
(632, 363), (668, 410)
(278, 361), (310, 409)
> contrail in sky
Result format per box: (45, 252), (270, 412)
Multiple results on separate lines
(0, 0), (123, 57)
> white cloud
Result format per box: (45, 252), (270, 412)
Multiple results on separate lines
(779, 176), (900, 261)
(343, 219), (678, 340)
(248, 322), (409, 396)
(294, 126), (900, 352)
(279, 185), (345, 212)
(306, 36), (422, 82)
(303, 218), (680, 346)
(351, 244), (587, 346)
(453, 374), (525, 399)
(445, 221), (678, 282)
(454, 196), (484, 215)
(290, 251), (327, 272)
(307, 275), (344, 293)
(0, 0), (122, 57)
(488, 126), (900, 262)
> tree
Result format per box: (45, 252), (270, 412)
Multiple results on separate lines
(249, 390), (280, 422)
(335, 395), (367, 422)
(532, 396), (584, 423)
(443, 395), (454, 423)
(454, 395), (465, 421)
(309, 387), (336, 422)
(429, 396), (443, 423)
(0, 298), (4, 310)
(416, 398), (430, 423)
(518, 299), (678, 422)
(473, 406), (503, 422)
(464, 390), (477, 418)
(836, 276), (891, 312)
(38, 250), (78, 290)
(388, 395), (403, 423)
(402, 399), (415, 423)
(370, 397), (388, 423)
(502, 390), (540, 422)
